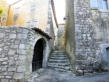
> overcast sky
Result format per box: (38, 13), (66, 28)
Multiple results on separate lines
(54, 0), (65, 24)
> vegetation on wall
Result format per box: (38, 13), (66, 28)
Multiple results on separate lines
(0, 5), (7, 26)
(0, 5), (3, 25)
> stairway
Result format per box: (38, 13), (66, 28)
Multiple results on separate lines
(47, 51), (72, 72)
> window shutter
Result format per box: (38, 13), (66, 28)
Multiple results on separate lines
(90, 0), (98, 8)
(98, 0), (103, 9)
(98, 0), (108, 10)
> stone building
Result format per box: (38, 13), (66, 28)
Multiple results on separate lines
(65, 0), (109, 75)
(0, 0), (58, 82)
(0, 26), (53, 82)
(0, 0), (57, 31)
(0, 0), (109, 81)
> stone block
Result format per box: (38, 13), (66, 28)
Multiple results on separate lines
(2, 62), (8, 65)
(9, 34), (16, 38)
(17, 66), (25, 72)
(13, 73), (24, 82)
(5, 76), (12, 79)
(1, 67), (7, 71)
(10, 45), (19, 49)
(1, 79), (8, 82)
(8, 67), (16, 72)
(0, 58), (8, 62)
(18, 50), (26, 55)
(8, 50), (16, 55)
(0, 76), (4, 78)
(23, 29), (28, 33)
(0, 43), (4, 47)
(19, 44), (25, 49)
(76, 70), (84, 76)
(15, 40), (20, 45)
(9, 60), (16, 65)
(0, 48), (2, 51)
(10, 80), (14, 82)
(0, 33), (4, 38)
(17, 34), (27, 39)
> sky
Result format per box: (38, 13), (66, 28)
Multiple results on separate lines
(54, 0), (65, 24)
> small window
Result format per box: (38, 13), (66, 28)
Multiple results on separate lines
(90, 0), (98, 8)
(98, 0), (108, 10)
(102, 0), (108, 10)
(90, 0), (109, 10)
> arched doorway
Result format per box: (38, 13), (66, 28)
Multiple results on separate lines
(32, 38), (46, 72)
(106, 47), (109, 71)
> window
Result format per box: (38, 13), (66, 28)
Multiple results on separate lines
(90, 0), (109, 10)
(90, 0), (98, 8)
(102, 0), (108, 10)
(98, 0), (108, 10)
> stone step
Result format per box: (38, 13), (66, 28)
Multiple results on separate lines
(48, 67), (71, 71)
(49, 57), (69, 61)
(48, 60), (70, 64)
(50, 56), (68, 59)
(51, 53), (66, 56)
(48, 64), (71, 68)
(48, 62), (70, 66)
(47, 63), (70, 67)
(53, 51), (66, 53)
(51, 53), (67, 55)
(50, 56), (67, 58)
(47, 51), (72, 72)
(48, 67), (71, 72)
(51, 52), (67, 55)
(52, 51), (66, 54)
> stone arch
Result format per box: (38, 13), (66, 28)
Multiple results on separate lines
(100, 44), (109, 71)
(32, 38), (46, 72)
(106, 47), (109, 71)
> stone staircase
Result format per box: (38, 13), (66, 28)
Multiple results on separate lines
(47, 51), (72, 72)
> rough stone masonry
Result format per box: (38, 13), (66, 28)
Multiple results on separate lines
(74, 0), (109, 74)
(0, 26), (51, 82)
(65, 0), (109, 75)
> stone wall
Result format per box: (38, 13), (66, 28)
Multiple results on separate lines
(55, 24), (66, 50)
(74, 0), (109, 74)
(74, 0), (95, 74)
(0, 26), (51, 82)
(66, 0), (109, 75)
(65, 0), (75, 72)
(47, 0), (58, 50)
(91, 10), (109, 71)
(0, 0), (49, 30)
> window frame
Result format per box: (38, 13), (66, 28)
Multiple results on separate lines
(90, 0), (109, 11)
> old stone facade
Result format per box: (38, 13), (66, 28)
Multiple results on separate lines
(0, 26), (52, 82)
(65, 0), (109, 75)
(55, 24), (66, 50)
(1, 1), (109, 82)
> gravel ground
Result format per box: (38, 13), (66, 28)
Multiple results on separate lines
(30, 69), (109, 82)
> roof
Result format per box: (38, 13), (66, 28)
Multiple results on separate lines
(32, 28), (52, 39)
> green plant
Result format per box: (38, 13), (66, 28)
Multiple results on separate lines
(0, 5), (4, 25)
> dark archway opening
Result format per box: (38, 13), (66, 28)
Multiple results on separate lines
(106, 47), (109, 71)
(32, 38), (45, 72)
